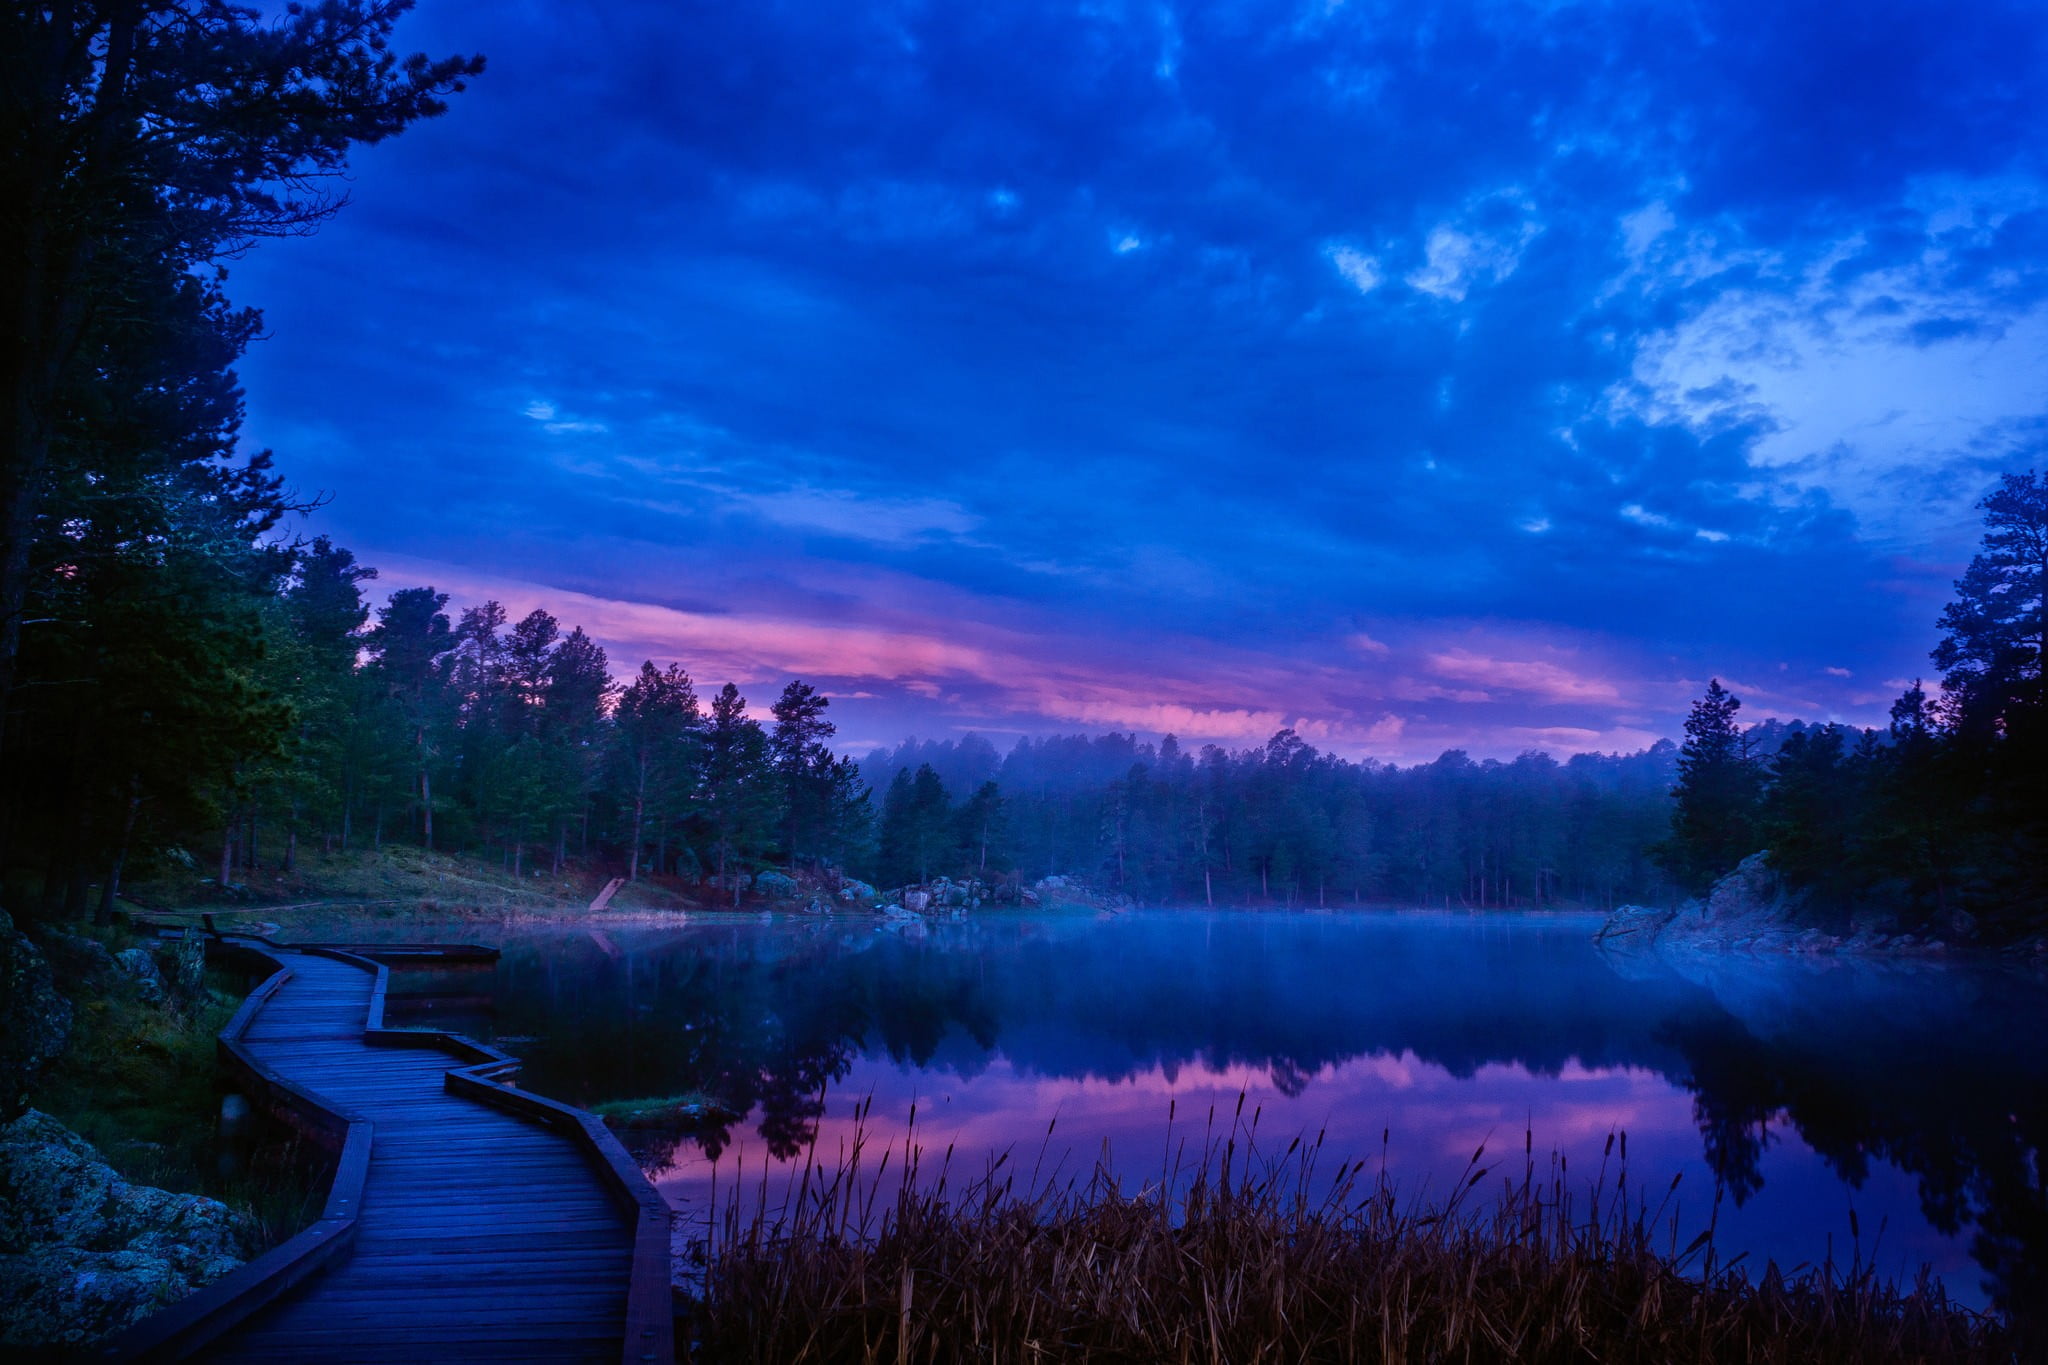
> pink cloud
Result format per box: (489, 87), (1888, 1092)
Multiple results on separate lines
(362, 554), (1702, 762)
(1425, 648), (1623, 703)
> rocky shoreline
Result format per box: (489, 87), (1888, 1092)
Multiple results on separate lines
(0, 1109), (252, 1352)
(1595, 853), (2048, 960)
(1, 912), (255, 1351)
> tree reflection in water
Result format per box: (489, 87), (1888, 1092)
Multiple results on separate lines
(448, 912), (2047, 1326)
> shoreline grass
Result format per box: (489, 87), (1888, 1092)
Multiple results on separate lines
(680, 1098), (2014, 1364)
(30, 932), (324, 1249)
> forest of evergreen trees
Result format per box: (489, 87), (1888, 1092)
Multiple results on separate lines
(3, 521), (1687, 915)
(865, 731), (1675, 908)
(1658, 472), (2046, 939)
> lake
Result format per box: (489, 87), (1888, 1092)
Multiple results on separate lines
(373, 908), (2048, 1322)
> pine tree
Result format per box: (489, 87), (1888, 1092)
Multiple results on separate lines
(700, 683), (773, 904)
(770, 680), (837, 870)
(956, 781), (1006, 877)
(1, 2), (482, 745)
(365, 588), (454, 849)
(1662, 680), (1762, 892)
(611, 663), (701, 880)
(1934, 471), (2047, 738)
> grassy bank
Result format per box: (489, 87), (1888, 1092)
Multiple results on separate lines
(28, 924), (321, 1247)
(121, 841), (709, 921)
(683, 1107), (2013, 1364)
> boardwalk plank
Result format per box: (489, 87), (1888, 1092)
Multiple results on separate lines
(195, 951), (645, 1365)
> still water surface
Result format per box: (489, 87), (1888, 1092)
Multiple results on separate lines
(378, 909), (2048, 1318)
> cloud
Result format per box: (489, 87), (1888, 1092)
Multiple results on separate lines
(227, 0), (2048, 767)
(1324, 242), (1383, 295)
(1613, 179), (2048, 547)
(1404, 193), (1542, 301)
(1425, 649), (1624, 704)
(728, 485), (981, 545)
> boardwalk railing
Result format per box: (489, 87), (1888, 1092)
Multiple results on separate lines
(102, 934), (674, 1365)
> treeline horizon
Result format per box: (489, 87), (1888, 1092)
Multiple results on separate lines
(8, 486), (2039, 921)
(7, 533), (1705, 913)
(863, 729), (1679, 908)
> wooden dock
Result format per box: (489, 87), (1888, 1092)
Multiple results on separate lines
(106, 938), (672, 1364)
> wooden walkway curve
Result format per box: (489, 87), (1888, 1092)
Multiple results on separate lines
(107, 938), (672, 1364)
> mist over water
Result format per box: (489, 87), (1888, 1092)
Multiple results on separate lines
(380, 910), (2048, 1316)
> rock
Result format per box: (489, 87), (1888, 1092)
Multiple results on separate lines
(1595, 853), (1816, 956)
(33, 928), (119, 983)
(836, 879), (877, 903)
(1, 912), (73, 1123)
(0, 1110), (252, 1351)
(901, 890), (931, 913)
(1591, 902), (1677, 944)
(751, 870), (801, 900)
(115, 949), (166, 1006)
(1699, 853), (1800, 928)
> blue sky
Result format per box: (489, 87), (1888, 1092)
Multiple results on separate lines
(232, 0), (2048, 760)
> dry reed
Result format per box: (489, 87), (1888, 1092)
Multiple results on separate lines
(680, 1095), (2013, 1363)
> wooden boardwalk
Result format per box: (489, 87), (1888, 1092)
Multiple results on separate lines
(112, 941), (671, 1364)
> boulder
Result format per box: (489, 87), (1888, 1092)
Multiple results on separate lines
(1591, 902), (1676, 945)
(1593, 854), (1872, 956)
(1699, 853), (1799, 928)
(836, 879), (877, 903)
(33, 928), (119, 984)
(115, 949), (166, 1006)
(0, 1110), (252, 1351)
(1, 912), (72, 1123)
(751, 870), (801, 900)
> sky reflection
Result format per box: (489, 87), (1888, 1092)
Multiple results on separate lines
(370, 908), (2046, 1316)
(655, 1049), (1977, 1306)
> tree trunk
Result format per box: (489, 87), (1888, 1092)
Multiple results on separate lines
(63, 814), (91, 919)
(629, 779), (645, 882)
(96, 778), (142, 926)
(513, 842), (523, 878)
(220, 817), (235, 887)
(420, 764), (433, 851)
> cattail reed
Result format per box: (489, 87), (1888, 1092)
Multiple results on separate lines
(679, 1096), (2011, 1363)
